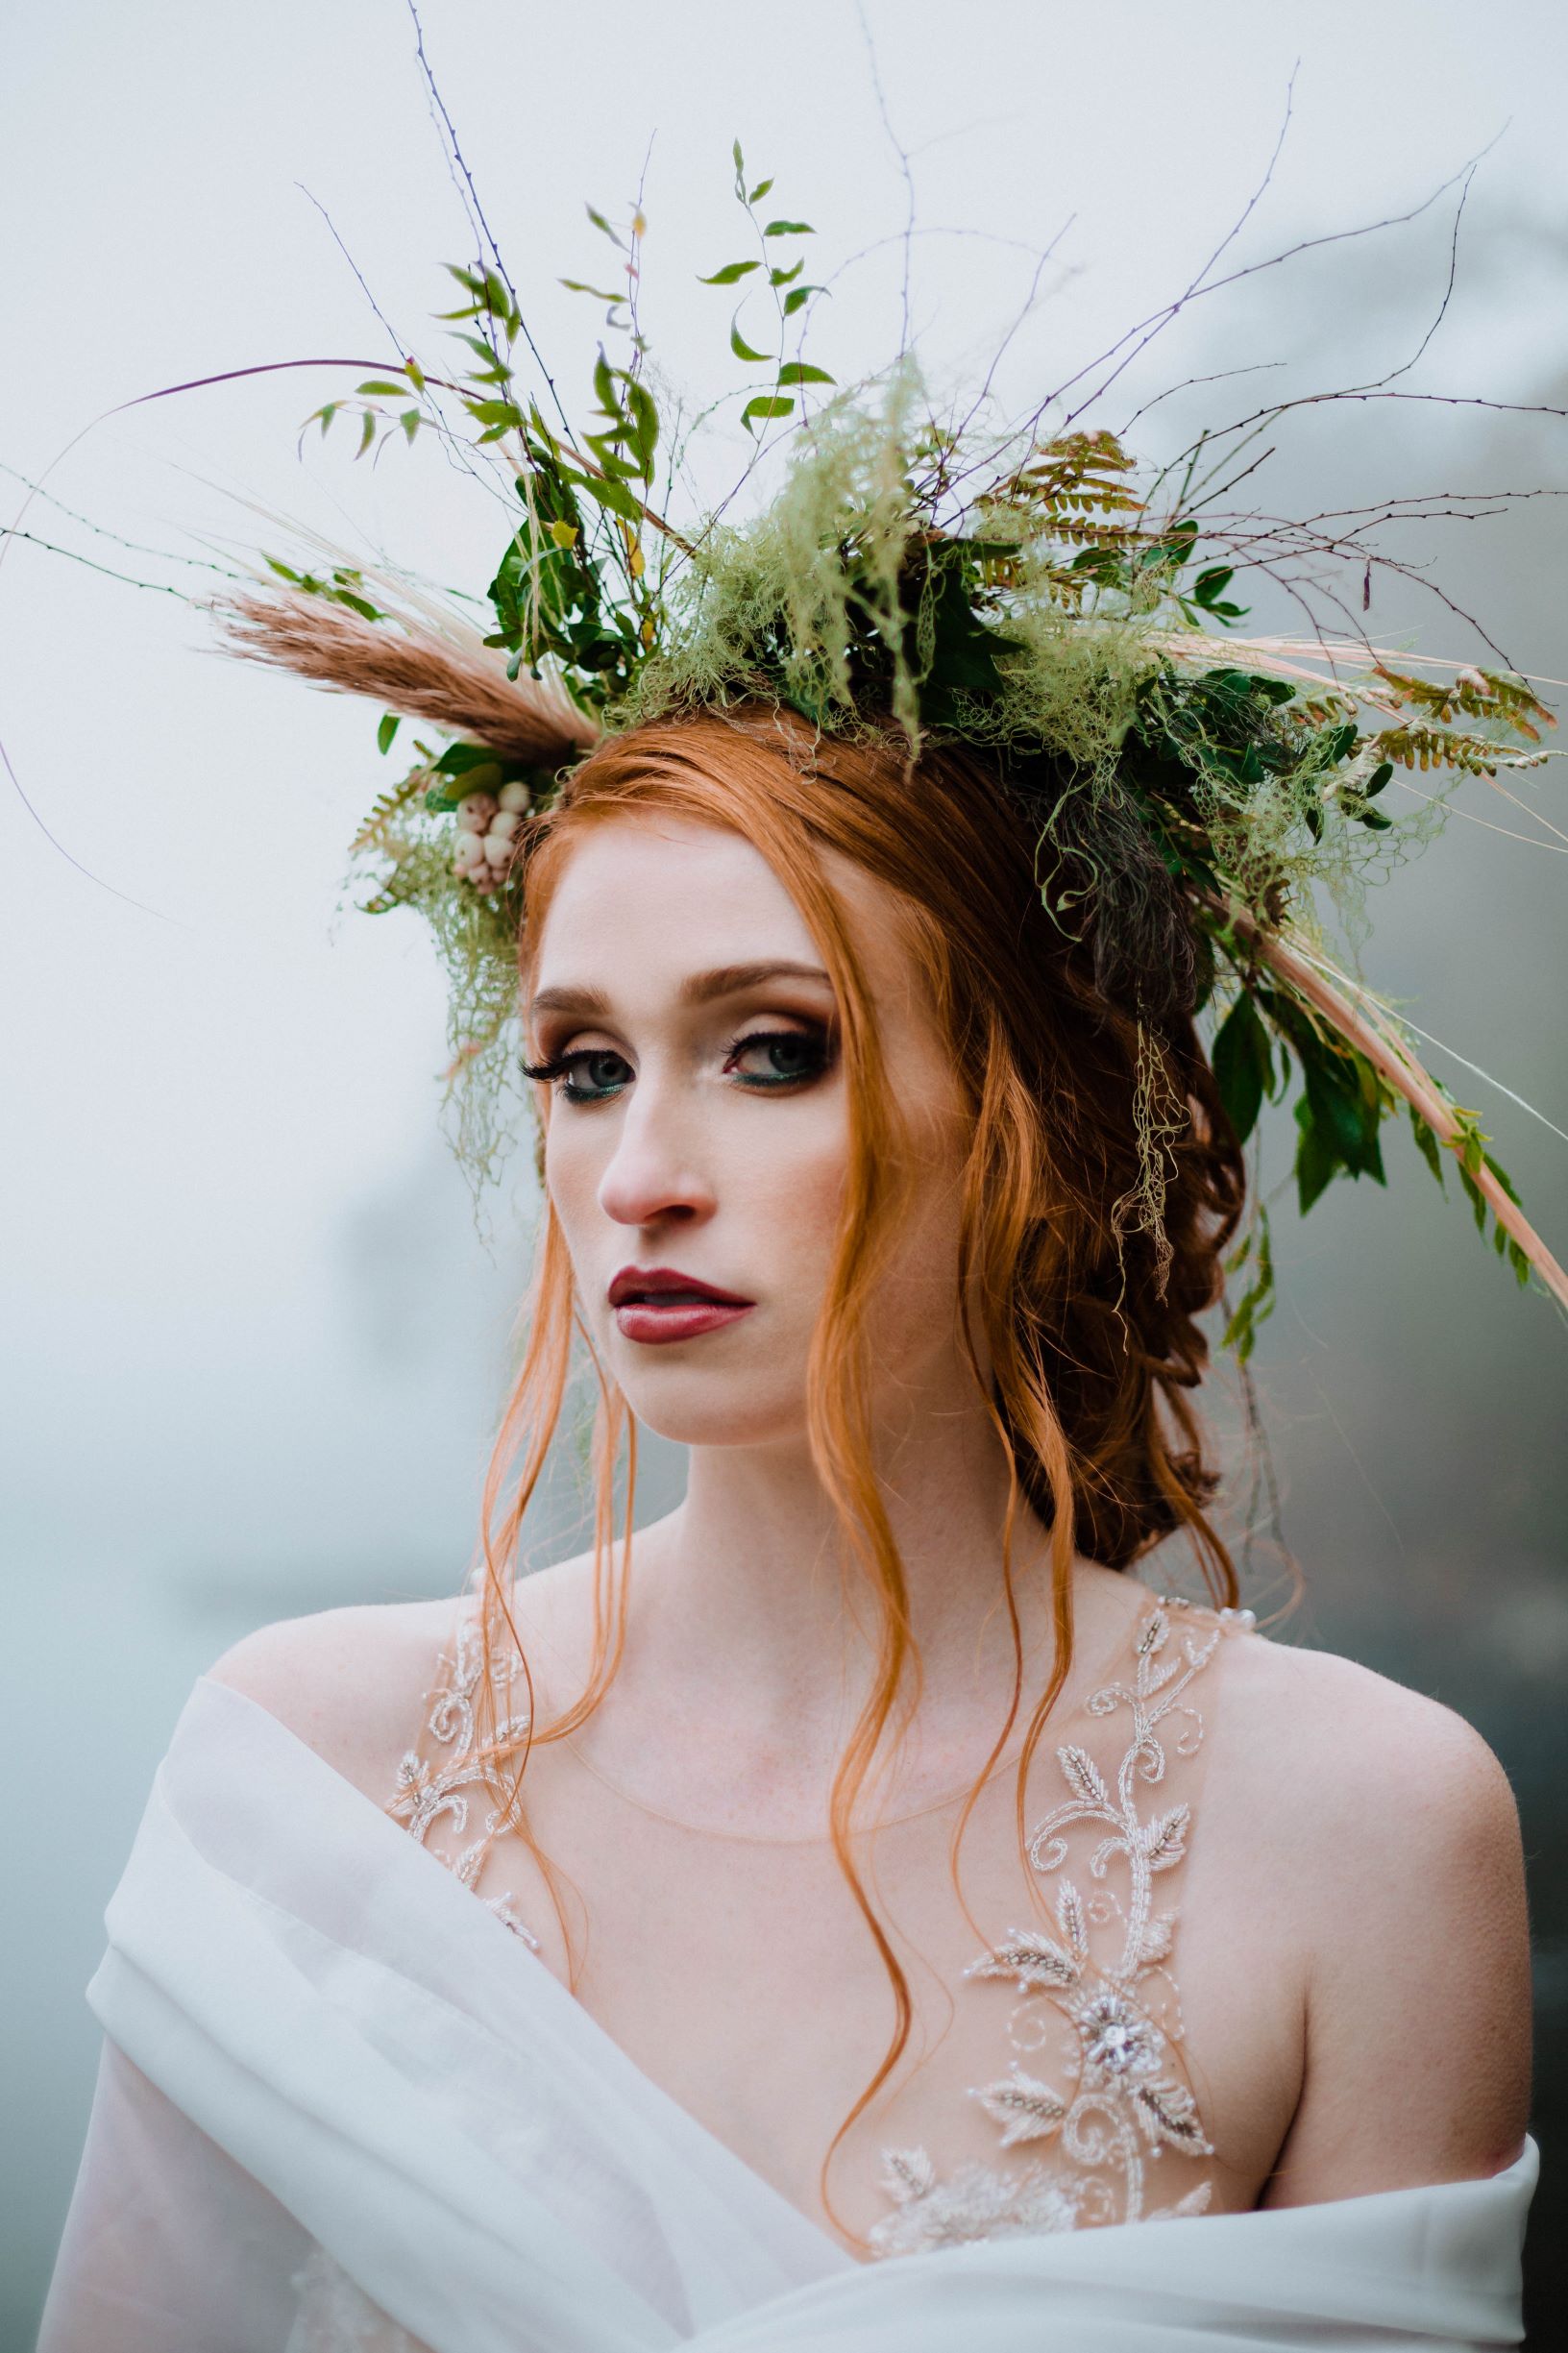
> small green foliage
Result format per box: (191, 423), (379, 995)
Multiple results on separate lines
(1409, 1103), (1446, 1188)
(1223, 1209), (1275, 1362)
(696, 152), (832, 430)
(274, 153), (1556, 1280)
(263, 557), (382, 623)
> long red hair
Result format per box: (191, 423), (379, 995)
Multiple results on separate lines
(474, 702), (1244, 2201)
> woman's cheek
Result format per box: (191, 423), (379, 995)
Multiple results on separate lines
(739, 1106), (845, 1275)
(543, 1121), (604, 1261)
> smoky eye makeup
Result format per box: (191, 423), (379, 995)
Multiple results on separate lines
(521, 1005), (838, 1104)
(520, 1042), (632, 1102)
(721, 1018), (837, 1090)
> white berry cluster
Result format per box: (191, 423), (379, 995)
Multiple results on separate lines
(451, 777), (532, 893)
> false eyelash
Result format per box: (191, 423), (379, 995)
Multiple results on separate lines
(520, 1051), (576, 1086)
(723, 1021), (835, 1063)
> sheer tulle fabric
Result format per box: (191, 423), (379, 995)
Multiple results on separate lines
(39, 1679), (1535, 2352)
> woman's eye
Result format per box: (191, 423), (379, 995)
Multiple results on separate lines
(724, 1028), (833, 1090)
(523, 1047), (632, 1103)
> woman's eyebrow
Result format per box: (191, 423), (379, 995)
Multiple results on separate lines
(527, 982), (611, 1018)
(678, 960), (832, 1005)
(527, 961), (831, 1019)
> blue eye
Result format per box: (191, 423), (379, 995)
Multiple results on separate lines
(521, 1048), (632, 1103)
(724, 1029), (833, 1089)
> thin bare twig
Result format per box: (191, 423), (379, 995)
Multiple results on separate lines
(855, 1), (917, 358)
(403, 0), (574, 443)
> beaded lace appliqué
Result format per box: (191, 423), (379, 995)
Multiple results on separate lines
(868, 1599), (1256, 2258)
(386, 1614), (540, 1949)
(386, 1595), (1254, 2265)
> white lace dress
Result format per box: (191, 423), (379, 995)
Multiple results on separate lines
(38, 1598), (1536, 2352)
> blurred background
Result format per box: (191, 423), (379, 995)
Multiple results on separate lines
(3, 2), (1565, 2341)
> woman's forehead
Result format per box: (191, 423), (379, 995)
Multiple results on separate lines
(531, 814), (820, 975)
(527, 807), (925, 1026)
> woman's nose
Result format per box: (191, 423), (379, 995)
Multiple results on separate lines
(596, 1082), (716, 1230)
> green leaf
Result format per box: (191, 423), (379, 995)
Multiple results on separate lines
(568, 469), (645, 524)
(377, 713), (402, 756)
(740, 394), (796, 432)
(1293, 1101), (1341, 1214)
(356, 410), (376, 459)
(434, 743), (504, 780)
(698, 259), (761, 285)
(1364, 760), (1394, 798)
(465, 399), (523, 429)
(769, 258), (805, 286)
(782, 285), (817, 316)
(775, 360), (835, 387)
(1409, 1106), (1446, 1189)
(1458, 1164), (1488, 1234)
(747, 177), (774, 204)
(314, 404), (338, 437)
(1482, 1149), (1522, 1207)
(730, 316), (772, 364)
(762, 219), (814, 236)
(1360, 808), (1394, 831)
(1222, 1209), (1275, 1361)
(400, 409), (421, 444)
(1212, 991), (1272, 1145)
(355, 379), (409, 397)
(622, 377), (659, 473)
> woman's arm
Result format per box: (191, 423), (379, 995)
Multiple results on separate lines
(38, 2044), (312, 2352)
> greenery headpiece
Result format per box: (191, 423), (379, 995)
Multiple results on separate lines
(218, 154), (1567, 1349)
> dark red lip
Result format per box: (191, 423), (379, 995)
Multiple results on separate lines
(608, 1263), (757, 1349)
(607, 1264), (754, 1309)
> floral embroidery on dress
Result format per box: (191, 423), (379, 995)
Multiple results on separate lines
(869, 1597), (1256, 2258)
(386, 1612), (540, 1949)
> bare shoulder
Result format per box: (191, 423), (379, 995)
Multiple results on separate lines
(1213, 1623), (1531, 2195)
(208, 1596), (461, 1802)
(1218, 1628), (1521, 1859)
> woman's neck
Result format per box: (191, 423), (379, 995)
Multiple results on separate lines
(539, 1394), (1131, 1827)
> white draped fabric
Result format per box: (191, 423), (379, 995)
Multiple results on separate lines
(39, 1679), (1536, 2353)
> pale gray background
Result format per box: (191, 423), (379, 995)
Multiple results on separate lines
(4, 3), (1566, 2342)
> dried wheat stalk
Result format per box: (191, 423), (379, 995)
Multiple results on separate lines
(217, 588), (600, 766)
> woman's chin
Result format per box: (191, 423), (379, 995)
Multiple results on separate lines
(613, 1362), (806, 1452)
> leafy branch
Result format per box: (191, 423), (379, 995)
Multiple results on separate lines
(697, 141), (835, 435)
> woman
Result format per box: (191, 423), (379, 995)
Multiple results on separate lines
(37, 227), (1547, 2345)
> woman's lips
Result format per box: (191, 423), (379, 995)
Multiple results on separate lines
(607, 1266), (755, 1346)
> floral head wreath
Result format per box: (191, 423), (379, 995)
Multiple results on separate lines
(216, 151), (1567, 1351)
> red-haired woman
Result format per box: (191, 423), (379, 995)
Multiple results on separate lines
(39, 704), (1534, 2351)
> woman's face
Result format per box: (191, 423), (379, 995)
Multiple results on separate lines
(525, 812), (975, 1452)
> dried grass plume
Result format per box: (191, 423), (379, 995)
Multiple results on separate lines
(217, 587), (600, 767)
